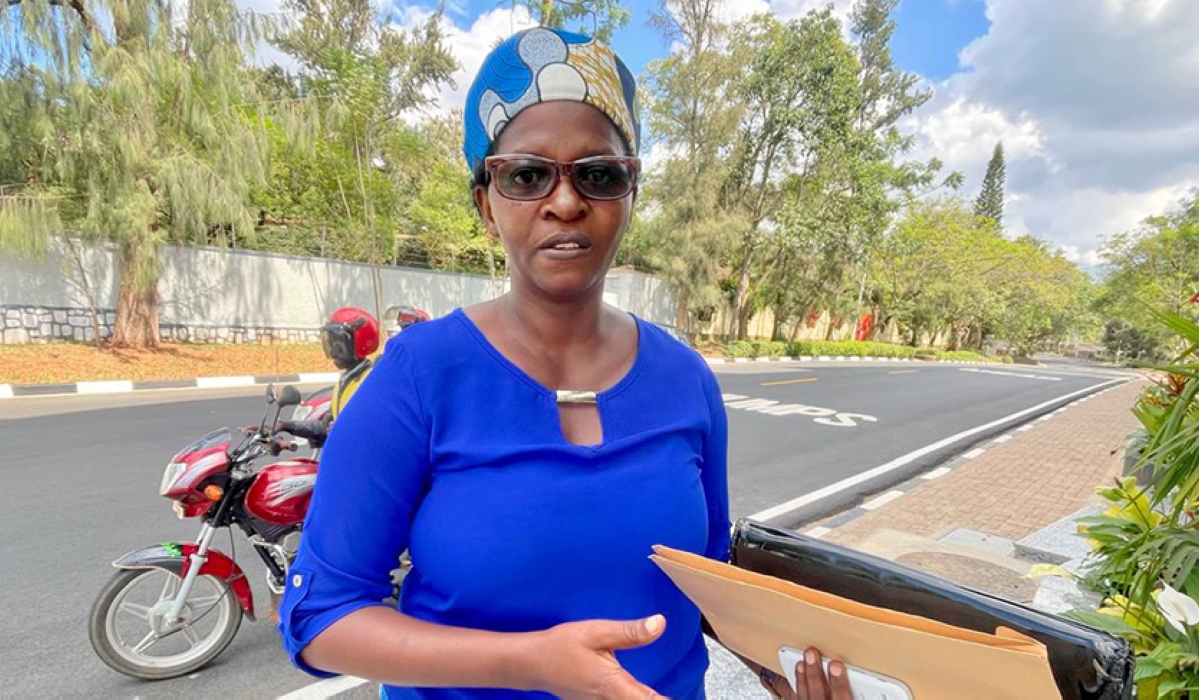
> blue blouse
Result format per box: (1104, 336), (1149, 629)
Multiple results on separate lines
(278, 308), (731, 699)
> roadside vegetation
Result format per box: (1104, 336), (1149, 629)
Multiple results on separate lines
(1035, 310), (1199, 699)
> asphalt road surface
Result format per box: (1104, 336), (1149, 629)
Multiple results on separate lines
(0, 359), (1132, 699)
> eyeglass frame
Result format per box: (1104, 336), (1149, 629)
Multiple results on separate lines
(481, 153), (642, 202)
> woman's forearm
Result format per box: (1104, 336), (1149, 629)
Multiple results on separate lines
(301, 606), (542, 690)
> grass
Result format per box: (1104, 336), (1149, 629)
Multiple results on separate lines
(0, 342), (332, 385)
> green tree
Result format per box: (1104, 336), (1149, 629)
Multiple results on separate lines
(518, 0), (630, 42)
(0, 0), (296, 346)
(1096, 193), (1199, 356)
(723, 10), (861, 338)
(404, 112), (503, 274)
(255, 0), (457, 312)
(974, 141), (1005, 225)
(634, 0), (745, 330)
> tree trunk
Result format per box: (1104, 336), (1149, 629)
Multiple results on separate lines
(112, 240), (161, 348)
(675, 288), (690, 334)
(732, 237), (756, 339)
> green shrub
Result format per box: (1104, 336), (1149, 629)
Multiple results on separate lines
(941, 350), (991, 362)
(727, 340), (755, 358)
(785, 340), (918, 359)
(752, 340), (786, 357)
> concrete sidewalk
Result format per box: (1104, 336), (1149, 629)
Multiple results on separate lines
(801, 376), (1147, 600)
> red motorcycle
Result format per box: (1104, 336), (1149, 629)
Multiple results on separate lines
(88, 385), (316, 680)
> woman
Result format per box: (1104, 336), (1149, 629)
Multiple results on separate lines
(277, 27), (851, 700)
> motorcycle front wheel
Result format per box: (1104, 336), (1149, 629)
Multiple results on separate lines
(88, 568), (243, 680)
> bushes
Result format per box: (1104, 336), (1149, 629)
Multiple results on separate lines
(723, 338), (997, 361)
(755, 340), (787, 358)
(727, 340), (754, 358)
(941, 350), (991, 362)
(1037, 309), (1199, 700)
(787, 340), (917, 359)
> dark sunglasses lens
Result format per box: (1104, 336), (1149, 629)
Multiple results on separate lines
(495, 160), (555, 199)
(573, 161), (635, 199)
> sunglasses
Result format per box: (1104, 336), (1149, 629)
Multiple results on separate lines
(483, 154), (641, 201)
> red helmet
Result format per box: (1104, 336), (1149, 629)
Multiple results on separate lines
(321, 307), (380, 370)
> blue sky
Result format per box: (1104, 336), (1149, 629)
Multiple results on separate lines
(432, 0), (991, 82)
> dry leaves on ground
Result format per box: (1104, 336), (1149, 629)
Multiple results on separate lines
(0, 342), (332, 385)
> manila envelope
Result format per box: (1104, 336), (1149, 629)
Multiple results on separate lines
(650, 545), (1061, 700)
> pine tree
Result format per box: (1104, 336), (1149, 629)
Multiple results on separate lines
(974, 141), (1006, 225)
(0, 0), (297, 346)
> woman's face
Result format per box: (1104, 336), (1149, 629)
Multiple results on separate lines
(474, 101), (635, 303)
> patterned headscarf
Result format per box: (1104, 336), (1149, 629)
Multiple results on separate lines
(462, 27), (640, 177)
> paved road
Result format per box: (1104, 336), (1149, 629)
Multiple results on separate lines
(0, 360), (1130, 699)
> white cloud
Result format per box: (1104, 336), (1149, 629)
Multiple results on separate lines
(907, 96), (1051, 176)
(770, 0), (853, 24)
(1058, 245), (1106, 268)
(395, 4), (538, 114)
(904, 0), (1199, 256)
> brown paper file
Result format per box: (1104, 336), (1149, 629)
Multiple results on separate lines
(651, 545), (1061, 700)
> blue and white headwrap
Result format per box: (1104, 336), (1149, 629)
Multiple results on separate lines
(462, 27), (641, 177)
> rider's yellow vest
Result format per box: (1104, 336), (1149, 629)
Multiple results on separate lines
(331, 359), (373, 419)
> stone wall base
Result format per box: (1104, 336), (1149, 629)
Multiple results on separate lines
(1, 305), (320, 344)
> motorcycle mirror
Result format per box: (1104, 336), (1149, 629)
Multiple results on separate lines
(278, 385), (302, 408)
(265, 384), (277, 403)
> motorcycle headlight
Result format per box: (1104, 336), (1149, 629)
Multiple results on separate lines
(160, 461), (186, 495)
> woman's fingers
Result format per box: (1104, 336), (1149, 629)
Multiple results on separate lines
(826, 661), (854, 700)
(803, 648), (830, 700)
(756, 665), (787, 699)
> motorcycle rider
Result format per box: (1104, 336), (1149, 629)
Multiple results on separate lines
(273, 307), (380, 448)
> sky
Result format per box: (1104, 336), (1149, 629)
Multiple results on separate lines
(247, 0), (1199, 271)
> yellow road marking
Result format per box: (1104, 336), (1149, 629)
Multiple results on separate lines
(760, 377), (819, 387)
(889, 369), (920, 375)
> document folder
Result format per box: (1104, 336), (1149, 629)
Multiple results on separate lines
(652, 543), (1060, 699)
(717, 519), (1133, 700)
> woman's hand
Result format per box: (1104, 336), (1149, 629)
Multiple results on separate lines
(523, 614), (670, 699)
(759, 648), (853, 700)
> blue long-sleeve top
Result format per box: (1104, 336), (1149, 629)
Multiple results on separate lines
(277, 308), (731, 699)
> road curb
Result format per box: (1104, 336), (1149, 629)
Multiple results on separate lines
(704, 355), (1003, 367)
(750, 377), (1132, 530)
(0, 354), (1008, 398)
(0, 372), (341, 399)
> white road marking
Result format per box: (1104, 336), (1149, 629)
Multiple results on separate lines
(960, 368), (1062, 381)
(746, 378), (1125, 523)
(1017, 424), (1035, 432)
(861, 490), (905, 510)
(921, 467), (953, 480)
(0, 384), (12, 399)
(992, 434), (1013, 444)
(723, 393), (879, 428)
(803, 526), (833, 539)
(963, 448), (986, 459)
(195, 375), (256, 388)
(275, 676), (369, 700)
(298, 372), (341, 383)
(76, 380), (134, 395)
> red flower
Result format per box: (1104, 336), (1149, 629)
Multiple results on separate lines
(1190, 290), (1199, 305)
